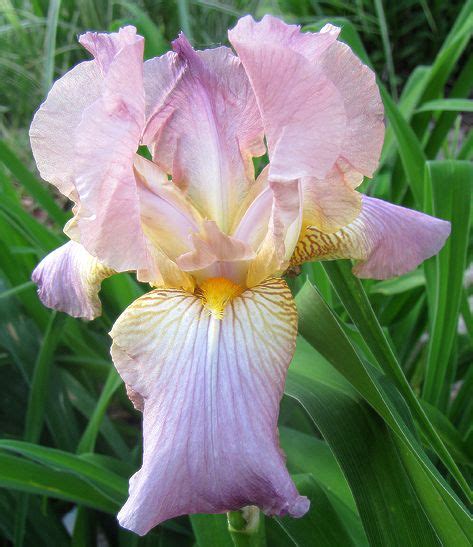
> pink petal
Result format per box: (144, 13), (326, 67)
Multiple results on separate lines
(32, 241), (113, 320)
(300, 169), (362, 233)
(79, 26), (141, 72)
(291, 196), (451, 279)
(110, 278), (309, 535)
(142, 35), (264, 231)
(73, 26), (147, 271)
(242, 179), (303, 287)
(176, 220), (256, 285)
(29, 61), (102, 198)
(134, 155), (201, 261)
(320, 41), (384, 185)
(229, 15), (347, 181)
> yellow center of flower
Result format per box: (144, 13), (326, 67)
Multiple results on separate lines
(197, 277), (244, 319)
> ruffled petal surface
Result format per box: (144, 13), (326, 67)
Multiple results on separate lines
(110, 278), (309, 535)
(229, 15), (346, 181)
(230, 15), (384, 187)
(29, 61), (101, 198)
(32, 241), (113, 319)
(142, 35), (264, 231)
(291, 196), (451, 279)
(73, 26), (147, 271)
(319, 40), (384, 186)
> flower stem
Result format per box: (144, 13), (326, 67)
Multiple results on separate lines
(227, 507), (266, 547)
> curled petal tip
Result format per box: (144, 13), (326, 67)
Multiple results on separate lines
(320, 23), (341, 36)
(171, 32), (194, 57)
(288, 495), (310, 518)
(32, 241), (112, 320)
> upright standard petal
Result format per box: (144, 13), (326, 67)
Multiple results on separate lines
(234, 179), (302, 287)
(29, 61), (102, 198)
(319, 40), (384, 186)
(291, 196), (451, 279)
(229, 15), (346, 181)
(32, 241), (113, 320)
(110, 278), (309, 535)
(142, 36), (264, 231)
(73, 26), (147, 271)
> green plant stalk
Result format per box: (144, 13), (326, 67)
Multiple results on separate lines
(412, 7), (473, 141)
(0, 280), (35, 299)
(0, 140), (69, 226)
(227, 507), (265, 547)
(380, 85), (426, 207)
(321, 260), (472, 503)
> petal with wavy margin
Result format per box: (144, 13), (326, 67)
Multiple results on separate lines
(229, 15), (346, 181)
(291, 196), (451, 279)
(73, 26), (147, 271)
(110, 278), (308, 534)
(320, 40), (384, 186)
(29, 61), (102, 198)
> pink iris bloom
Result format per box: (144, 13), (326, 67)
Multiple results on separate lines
(30, 16), (450, 535)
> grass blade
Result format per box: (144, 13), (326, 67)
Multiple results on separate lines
(42, 0), (61, 95)
(373, 0), (397, 100)
(416, 99), (473, 113)
(380, 86), (426, 206)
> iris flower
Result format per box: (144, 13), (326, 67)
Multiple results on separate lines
(30, 15), (450, 535)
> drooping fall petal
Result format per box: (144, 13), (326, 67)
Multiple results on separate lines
(229, 15), (346, 181)
(142, 35), (265, 231)
(110, 278), (309, 535)
(32, 241), (113, 320)
(291, 196), (451, 279)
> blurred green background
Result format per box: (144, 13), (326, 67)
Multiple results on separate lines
(0, 1), (472, 546)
